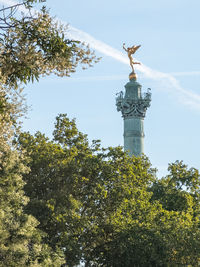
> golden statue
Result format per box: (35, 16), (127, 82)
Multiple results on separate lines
(123, 43), (141, 73)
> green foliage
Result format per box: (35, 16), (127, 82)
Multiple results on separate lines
(18, 114), (200, 266)
(0, 76), (65, 267)
(0, 141), (65, 266)
(150, 161), (200, 213)
(0, 1), (99, 265)
(0, 1), (100, 87)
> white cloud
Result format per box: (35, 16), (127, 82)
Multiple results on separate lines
(1, 0), (200, 111)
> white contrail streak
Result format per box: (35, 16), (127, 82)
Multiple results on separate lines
(170, 71), (200, 77)
(43, 24), (200, 111)
(1, 0), (200, 110)
(67, 26), (129, 66)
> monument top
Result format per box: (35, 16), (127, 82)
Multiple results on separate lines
(123, 43), (141, 80)
(116, 44), (151, 156)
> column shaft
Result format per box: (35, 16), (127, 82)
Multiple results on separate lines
(124, 117), (144, 156)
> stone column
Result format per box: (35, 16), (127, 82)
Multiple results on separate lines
(116, 73), (151, 157)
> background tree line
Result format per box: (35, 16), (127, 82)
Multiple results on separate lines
(1, 1), (200, 266)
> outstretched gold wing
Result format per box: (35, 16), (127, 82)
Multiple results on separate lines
(130, 45), (141, 55)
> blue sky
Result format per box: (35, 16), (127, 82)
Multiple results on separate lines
(2, 0), (200, 177)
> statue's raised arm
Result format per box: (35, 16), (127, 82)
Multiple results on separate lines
(123, 43), (141, 73)
(123, 43), (128, 52)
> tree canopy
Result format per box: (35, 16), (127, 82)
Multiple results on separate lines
(0, 139), (65, 266)
(0, 0), (99, 87)
(18, 114), (200, 266)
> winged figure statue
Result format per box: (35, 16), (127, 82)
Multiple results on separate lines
(123, 43), (141, 72)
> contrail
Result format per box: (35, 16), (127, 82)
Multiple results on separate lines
(170, 71), (200, 77)
(60, 26), (200, 111)
(67, 26), (129, 66)
(67, 27), (200, 109)
(1, 0), (200, 110)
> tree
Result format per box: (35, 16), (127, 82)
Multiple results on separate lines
(151, 161), (200, 214)
(0, 1), (100, 265)
(0, 0), (99, 87)
(18, 114), (200, 266)
(0, 142), (65, 266)
(17, 114), (155, 265)
(0, 91), (66, 266)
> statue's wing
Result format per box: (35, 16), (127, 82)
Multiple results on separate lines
(132, 45), (141, 54)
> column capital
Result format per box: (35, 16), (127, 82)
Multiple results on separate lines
(116, 78), (151, 119)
